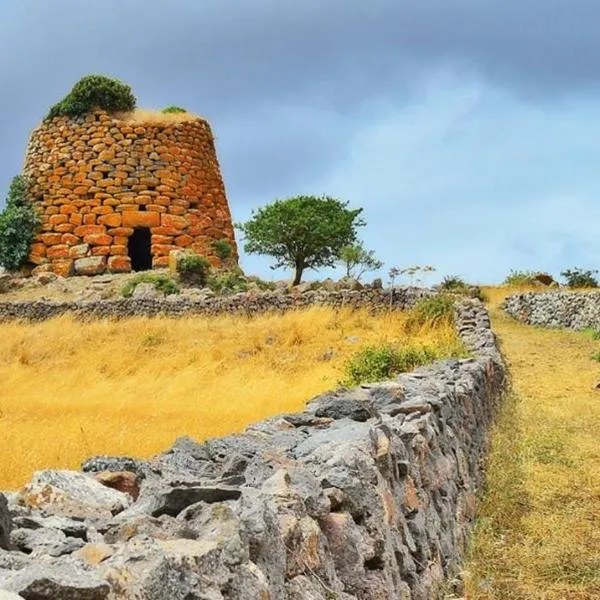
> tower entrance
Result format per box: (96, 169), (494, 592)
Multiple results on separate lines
(128, 228), (152, 271)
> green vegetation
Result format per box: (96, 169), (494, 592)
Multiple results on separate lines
(439, 275), (467, 292)
(162, 106), (187, 114)
(211, 238), (234, 263)
(121, 273), (179, 297)
(340, 343), (439, 386)
(47, 75), (136, 120)
(408, 294), (456, 328)
(338, 242), (383, 280)
(503, 270), (555, 286)
(236, 195), (365, 286)
(0, 175), (40, 271)
(561, 267), (598, 288)
(207, 269), (249, 295)
(178, 253), (212, 287)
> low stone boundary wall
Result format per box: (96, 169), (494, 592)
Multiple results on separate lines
(0, 300), (505, 599)
(0, 287), (434, 323)
(504, 291), (600, 330)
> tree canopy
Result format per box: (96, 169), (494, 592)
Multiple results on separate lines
(237, 195), (365, 285)
(0, 175), (40, 271)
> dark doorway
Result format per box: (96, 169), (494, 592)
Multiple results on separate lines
(128, 228), (152, 271)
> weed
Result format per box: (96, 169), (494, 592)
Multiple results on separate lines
(178, 254), (211, 287)
(340, 343), (441, 387)
(121, 273), (179, 298)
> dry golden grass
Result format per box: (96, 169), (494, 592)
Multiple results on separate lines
(0, 307), (461, 490)
(115, 108), (205, 125)
(465, 288), (600, 599)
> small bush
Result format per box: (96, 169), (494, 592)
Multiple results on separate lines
(440, 275), (467, 292)
(504, 270), (555, 287)
(409, 295), (455, 328)
(561, 268), (598, 289)
(122, 273), (179, 298)
(0, 175), (40, 272)
(583, 328), (600, 341)
(208, 269), (249, 295)
(178, 253), (211, 287)
(47, 75), (136, 120)
(340, 344), (439, 387)
(161, 106), (187, 114)
(211, 238), (234, 262)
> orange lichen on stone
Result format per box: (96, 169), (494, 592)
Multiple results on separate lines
(24, 109), (238, 276)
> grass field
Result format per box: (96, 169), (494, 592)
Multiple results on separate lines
(465, 287), (600, 599)
(0, 306), (462, 490)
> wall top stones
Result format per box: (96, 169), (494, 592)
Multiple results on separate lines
(0, 300), (506, 598)
(0, 286), (435, 323)
(23, 109), (238, 277)
(504, 291), (600, 330)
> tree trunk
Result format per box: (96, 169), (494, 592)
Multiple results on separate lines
(292, 263), (304, 286)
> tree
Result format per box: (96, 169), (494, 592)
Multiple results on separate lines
(339, 243), (383, 280)
(561, 268), (598, 288)
(236, 195), (365, 285)
(0, 175), (40, 271)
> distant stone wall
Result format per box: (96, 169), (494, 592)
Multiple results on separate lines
(0, 287), (434, 323)
(504, 291), (600, 330)
(24, 109), (237, 276)
(0, 300), (506, 599)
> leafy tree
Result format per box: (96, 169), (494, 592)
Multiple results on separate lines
(561, 268), (598, 288)
(0, 175), (40, 271)
(47, 75), (136, 120)
(339, 242), (383, 280)
(236, 195), (365, 285)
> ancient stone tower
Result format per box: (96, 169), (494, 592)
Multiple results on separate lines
(24, 109), (238, 276)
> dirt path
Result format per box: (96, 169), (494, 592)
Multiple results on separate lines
(465, 303), (600, 599)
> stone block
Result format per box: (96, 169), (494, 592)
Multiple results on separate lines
(107, 255), (131, 273)
(84, 233), (113, 246)
(74, 256), (107, 275)
(122, 211), (161, 228)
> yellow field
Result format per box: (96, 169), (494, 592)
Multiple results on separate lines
(466, 288), (600, 599)
(0, 306), (461, 490)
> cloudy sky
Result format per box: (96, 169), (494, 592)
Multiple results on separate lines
(1, 0), (599, 284)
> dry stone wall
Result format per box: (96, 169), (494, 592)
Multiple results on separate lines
(24, 109), (237, 276)
(0, 287), (434, 323)
(504, 291), (600, 330)
(0, 300), (506, 599)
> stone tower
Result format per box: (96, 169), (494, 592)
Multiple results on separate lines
(24, 109), (237, 276)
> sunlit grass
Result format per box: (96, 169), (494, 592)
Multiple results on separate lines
(465, 288), (600, 599)
(0, 306), (462, 490)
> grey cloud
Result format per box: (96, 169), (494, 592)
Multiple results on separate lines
(2, 0), (599, 217)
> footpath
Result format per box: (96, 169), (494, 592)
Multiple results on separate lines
(465, 299), (600, 599)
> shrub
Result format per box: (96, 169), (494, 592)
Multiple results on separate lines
(0, 175), (40, 272)
(162, 106), (187, 114)
(207, 269), (249, 295)
(211, 238), (234, 262)
(121, 273), (179, 298)
(178, 253), (211, 287)
(504, 270), (555, 286)
(561, 268), (598, 289)
(340, 343), (439, 387)
(47, 75), (136, 120)
(408, 294), (455, 328)
(439, 275), (468, 292)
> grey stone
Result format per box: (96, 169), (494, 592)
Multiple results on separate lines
(0, 495), (11, 550)
(131, 282), (161, 299)
(0, 560), (110, 599)
(10, 527), (84, 557)
(17, 470), (130, 519)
